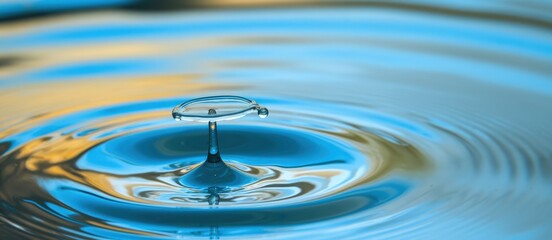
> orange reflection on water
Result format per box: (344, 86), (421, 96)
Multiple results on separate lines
(0, 74), (233, 139)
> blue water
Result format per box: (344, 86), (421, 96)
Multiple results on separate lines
(1, 1), (552, 239)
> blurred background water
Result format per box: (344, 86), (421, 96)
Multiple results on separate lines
(1, 0), (552, 239)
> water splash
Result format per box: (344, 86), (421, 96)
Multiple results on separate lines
(172, 96), (269, 191)
(172, 95), (269, 122)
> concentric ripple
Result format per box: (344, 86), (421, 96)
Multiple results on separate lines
(0, 98), (428, 238)
(1, 1), (552, 239)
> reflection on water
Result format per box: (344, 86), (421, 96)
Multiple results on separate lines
(1, 0), (552, 239)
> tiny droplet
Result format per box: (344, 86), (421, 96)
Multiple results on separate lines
(258, 107), (269, 118)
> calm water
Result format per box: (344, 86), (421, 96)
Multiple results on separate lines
(1, 1), (552, 239)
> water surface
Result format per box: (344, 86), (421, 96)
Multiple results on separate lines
(1, 1), (552, 239)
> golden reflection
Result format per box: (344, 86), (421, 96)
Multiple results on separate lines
(42, 165), (173, 205)
(0, 74), (236, 139)
(84, 219), (160, 237)
(0, 73), (234, 205)
(322, 127), (429, 182)
(279, 110), (430, 192)
(294, 126), (432, 200)
(22, 112), (165, 170)
(1, 40), (191, 79)
(0, 43), (162, 79)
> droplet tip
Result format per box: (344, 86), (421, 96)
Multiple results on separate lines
(257, 107), (269, 118)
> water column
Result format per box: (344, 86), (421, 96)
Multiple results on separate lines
(172, 96), (268, 204)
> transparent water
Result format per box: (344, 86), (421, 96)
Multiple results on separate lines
(1, 1), (552, 239)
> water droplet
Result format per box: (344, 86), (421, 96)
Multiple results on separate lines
(172, 96), (268, 191)
(258, 107), (269, 118)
